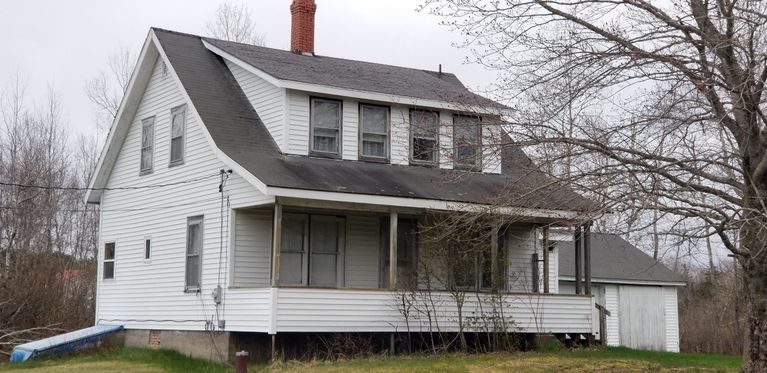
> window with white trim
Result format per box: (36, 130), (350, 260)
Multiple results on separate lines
(410, 110), (439, 165)
(103, 242), (115, 279)
(359, 104), (389, 160)
(170, 105), (186, 165)
(453, 115), (481, 170)
(310, 98), (342, 156)
(140, 117), (155, 173)
(185, 216), (203, 290)
(279, 214), (345, 287)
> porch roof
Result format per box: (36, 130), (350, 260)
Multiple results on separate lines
(154, 28), (596, 212)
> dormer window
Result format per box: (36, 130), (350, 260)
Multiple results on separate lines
(359, 104), (390, 161)
(453, 115), (482, 170)
(410, 109), (439, 165)
(310, 97), (342, 157)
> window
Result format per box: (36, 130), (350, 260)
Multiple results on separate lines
(279, 214), (344, 287)
(380, 218), (418, 289)
(453, 115), (481, 170)
(449, 228), (506, 291)
(103, 242), (115, 279)
(170, 105), (186, 165)
(185, 216), (203, 290)
(144, 238), (151, 260)
(359, 104), (389, 160)
(410, 110), (439, 165)
(279, 215), (308, 285)
(140, 117), (155, 173)
(310, 98), (342, 156)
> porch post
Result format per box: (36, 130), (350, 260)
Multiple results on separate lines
(491, 224), (499, 290)
(389, 211), (398, 289)
(584, 222), (592, 296)
(542, 226), (550, 294)
(271, 202), (283, 286)
(574, 225), (582, 295)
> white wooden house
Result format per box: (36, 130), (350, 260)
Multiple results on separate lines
(85, 0), (603, 361)
(556, 234), (685, 352)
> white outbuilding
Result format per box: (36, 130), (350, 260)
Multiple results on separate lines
(557, 234), (686, 352)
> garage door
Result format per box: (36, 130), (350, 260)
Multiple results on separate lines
(618, 285), (666, 351)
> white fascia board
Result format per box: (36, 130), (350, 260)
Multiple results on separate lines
(266, 186), (581, 219)
(559, 277), (686, 287)
(85, 32), (157, 204)
(150, 31), (268, 196)
(202, 40), (502, 116)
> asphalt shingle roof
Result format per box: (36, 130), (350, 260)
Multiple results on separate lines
(204, 37), (500, 107)
(557, 233), (686, 284)
(152, 28), (594, 211)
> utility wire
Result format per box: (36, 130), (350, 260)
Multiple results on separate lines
(0, 197), (222, 213)
(0, 173), (219, 192)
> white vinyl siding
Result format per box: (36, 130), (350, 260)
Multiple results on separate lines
(390, 106), (410, 165)
(664, 287), (680, 352)
(287, 90), (311, 155)
(225, 61), (287, 151)
(96, 56), (271, 332)
(274, 288), (594, 334)
(603, 284), (620, 346)
(232, 209), (272, 287)
(482, 122), (502, 174)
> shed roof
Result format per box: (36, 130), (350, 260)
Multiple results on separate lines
(557, 233), (686, 284)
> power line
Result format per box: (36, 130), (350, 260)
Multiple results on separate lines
(0, 197), (222, 213)
(0, 173), (219, 192)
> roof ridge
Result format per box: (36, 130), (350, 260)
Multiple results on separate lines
(152, 27), (460, 78)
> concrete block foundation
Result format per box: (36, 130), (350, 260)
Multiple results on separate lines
(123, 329), (232, 363)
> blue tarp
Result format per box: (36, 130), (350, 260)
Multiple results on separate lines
(10, 324), (123, 363)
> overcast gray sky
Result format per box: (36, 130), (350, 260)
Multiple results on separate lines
(1, 0), (498, 138)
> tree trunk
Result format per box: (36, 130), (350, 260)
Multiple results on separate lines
(740, 211), (767, 372)
(742, 265), (767, 372)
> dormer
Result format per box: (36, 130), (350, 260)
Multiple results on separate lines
(200, 0), (507, 175)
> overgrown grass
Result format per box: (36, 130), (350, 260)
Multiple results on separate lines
(0, 346), (742, 372)
(0, 347), (228, 373)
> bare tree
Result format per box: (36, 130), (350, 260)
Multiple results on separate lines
(84, 46), (135, 135)
(0, 76), (98, 356)
(206, 0), (266, 46)
(424, 0), (767, 369)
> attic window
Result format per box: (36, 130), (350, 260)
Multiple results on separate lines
(359, 104), (389, 160)
(170, 105), (186, 166)
(410, 109), (439, 165)
(453, 115), (482, 170)
(310, 97), (342, 157)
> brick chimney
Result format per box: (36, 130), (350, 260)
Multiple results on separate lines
(290, 0), (317, 55)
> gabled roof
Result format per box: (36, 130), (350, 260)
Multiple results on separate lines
(88, 27), (595, 216)
(557, 233), (686, 285)
(203, 37), (500, 108)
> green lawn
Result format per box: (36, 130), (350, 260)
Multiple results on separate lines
(0, 347), (741, 372)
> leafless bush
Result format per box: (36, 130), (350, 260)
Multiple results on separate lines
(679, 264), (744, 355)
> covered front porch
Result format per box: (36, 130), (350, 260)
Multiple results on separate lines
(225, 197), (596, 336)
